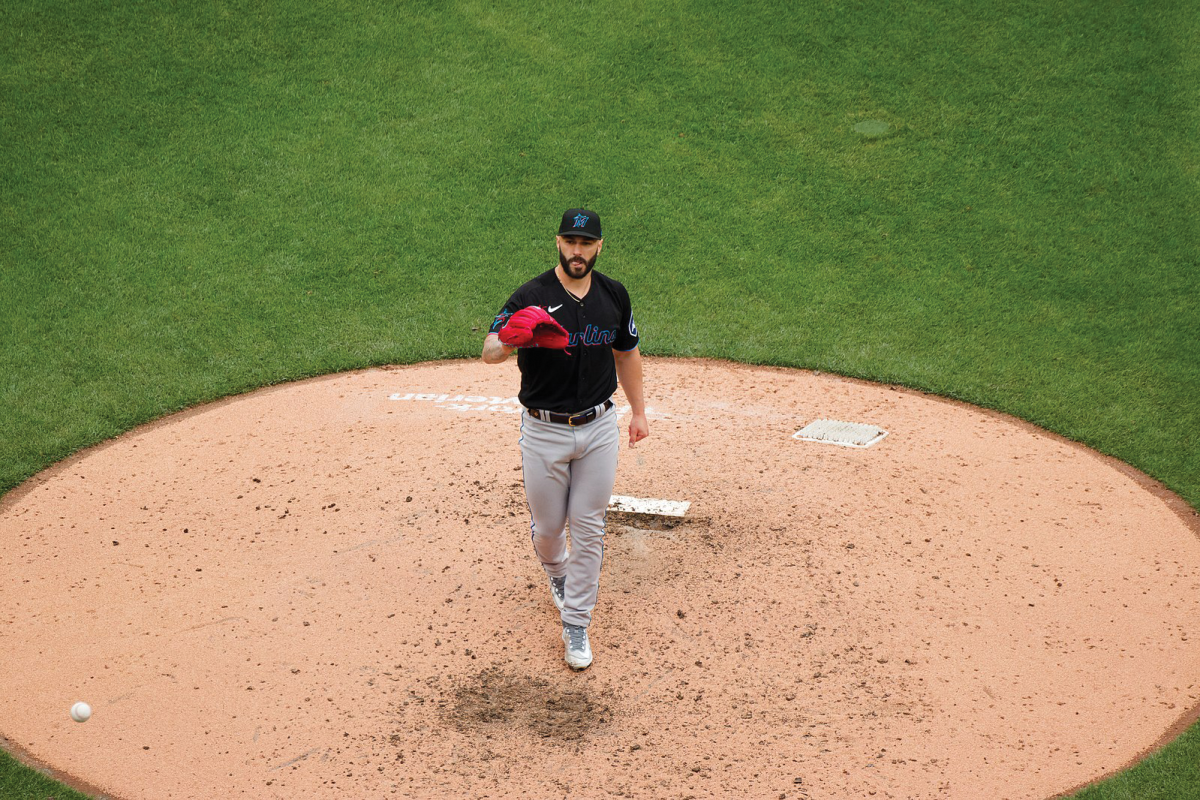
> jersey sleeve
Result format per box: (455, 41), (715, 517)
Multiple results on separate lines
(613, 283), (640, 352)
(488, 288), (526, 336)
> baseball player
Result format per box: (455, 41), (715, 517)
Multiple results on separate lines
(482, 208), (648, 670)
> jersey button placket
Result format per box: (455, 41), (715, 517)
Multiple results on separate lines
(576, 303), (587, 409)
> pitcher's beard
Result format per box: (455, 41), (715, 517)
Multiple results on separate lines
(558, 248), (598, 280)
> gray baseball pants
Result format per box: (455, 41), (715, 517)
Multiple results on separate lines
(519, 403), (619, 628)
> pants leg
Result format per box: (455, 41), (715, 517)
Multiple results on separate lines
(519, 415), (571, 575)
(561, 412), (619, 627)
(519, 409), (620, 628)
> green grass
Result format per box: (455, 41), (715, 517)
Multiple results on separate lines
(1071, 723), (1200, 800)
(0, 748), (92, 800)
(2, 0), (1197, 797)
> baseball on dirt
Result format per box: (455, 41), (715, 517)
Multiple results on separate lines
(69, 702), (92, 723)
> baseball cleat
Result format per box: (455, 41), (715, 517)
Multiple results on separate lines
(549, 575), (566, 612)
(562, 623), (592, 670)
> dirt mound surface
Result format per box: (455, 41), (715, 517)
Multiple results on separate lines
(2, 358), (1198, 799)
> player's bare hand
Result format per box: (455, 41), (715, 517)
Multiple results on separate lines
(628, 413), (649, 447)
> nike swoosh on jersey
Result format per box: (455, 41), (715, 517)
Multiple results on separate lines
(548, 304), (563, 313)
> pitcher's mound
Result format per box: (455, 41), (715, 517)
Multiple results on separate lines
(2, 358), (1199, 799)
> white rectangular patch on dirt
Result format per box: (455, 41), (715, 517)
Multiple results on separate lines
(608, 495), (691, 517)
(793, 419), (889, 448)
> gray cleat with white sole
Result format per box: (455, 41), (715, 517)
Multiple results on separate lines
(549, 575), (566, 612)
(562, 623), (592, 670)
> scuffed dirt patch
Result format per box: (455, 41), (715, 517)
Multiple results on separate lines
(445, 667), (613, 740)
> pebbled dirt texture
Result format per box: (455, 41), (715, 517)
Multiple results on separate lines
(1, 357), (1198, 800)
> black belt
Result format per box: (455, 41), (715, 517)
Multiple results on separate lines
(528, 400), (613, 426)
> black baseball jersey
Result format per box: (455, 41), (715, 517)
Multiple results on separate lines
(489, 269), (640, 413)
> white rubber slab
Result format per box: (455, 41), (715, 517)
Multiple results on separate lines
(793, 419), (889, 448)
(608, 495), (691, 517)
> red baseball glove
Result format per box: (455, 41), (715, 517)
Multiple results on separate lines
(499, 306), (570, 350)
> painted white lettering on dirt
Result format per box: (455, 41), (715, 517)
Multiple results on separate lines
(388, 391), (523, 415)
(386, 391), (653, 419)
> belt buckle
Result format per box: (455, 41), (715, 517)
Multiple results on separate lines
(568, 411), (587, 427)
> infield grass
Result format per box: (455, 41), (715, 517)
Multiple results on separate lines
(0, 748), (92, 800)
(2, 0), (1197, 797)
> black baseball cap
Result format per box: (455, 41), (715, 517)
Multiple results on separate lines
(557, 208), (602, 240)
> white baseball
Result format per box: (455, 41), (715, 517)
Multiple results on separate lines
(69, 702), (92, 723)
